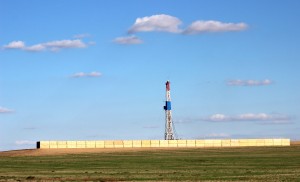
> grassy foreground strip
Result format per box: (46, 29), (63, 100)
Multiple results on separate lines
(0, 146), (300, 181)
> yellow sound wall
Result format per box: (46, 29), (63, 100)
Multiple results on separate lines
(38, 139), (290, 149)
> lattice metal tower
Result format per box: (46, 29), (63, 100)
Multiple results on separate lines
(163, 81), (175, 140)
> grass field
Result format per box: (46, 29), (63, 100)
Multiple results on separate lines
(0, 146), (300, 181)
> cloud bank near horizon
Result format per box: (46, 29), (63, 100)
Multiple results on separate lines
(176, 113), (292, 125)
(227, 79), (273, 86)
(205, 113), (292, 123)
(15, 140), (36, 145)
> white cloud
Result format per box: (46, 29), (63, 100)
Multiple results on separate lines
(24, 44), (46, 52)
(71, 71), (102, 78)
(205, 113), (291, 123)
(2, 39), (88, 52)
(210, 114), (227, 121)
(227, 79), (272, 86)
(184, 20), (248, 34)
(43, 39), (86, 49)
(72, 72), (85, 78)
(128, 14), (182, 33)
(113, 35), (143, 44)
(0, 107), (13, 113)
(115, 15), (248, 44)
(15, 140), (35, 145)
(89, 71), (102, 77)
(73, 33), (91, 39)
(3, 41), (25, 49)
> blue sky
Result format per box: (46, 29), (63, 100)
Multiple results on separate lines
(1, 0), (300, 151)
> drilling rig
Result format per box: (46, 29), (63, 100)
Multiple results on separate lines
(164, 81), (175, 140)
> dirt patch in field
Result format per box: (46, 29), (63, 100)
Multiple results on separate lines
(0, 147), (185, 157)
(291, 141), (300, 146)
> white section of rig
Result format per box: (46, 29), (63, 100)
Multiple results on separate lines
(164, 80), (175, 140)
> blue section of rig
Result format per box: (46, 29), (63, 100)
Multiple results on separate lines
(165, 101), (171, 110)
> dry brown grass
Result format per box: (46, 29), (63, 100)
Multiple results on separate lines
(0, 147), (191, 157)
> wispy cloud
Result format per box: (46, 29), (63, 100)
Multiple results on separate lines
(128, 14), (182, 34)
(24, 44), (46, 52)
(177, 113), (292, 125)
(174, 119), (193, 124)
(204, 113), (292, 123)
(206, 133), (231, 138)
(42, 39), (87, 50)
(3, 39), (89, 52)
(71, 71), (102, 78)
(3, 41), (25, 49)
(259, 120), (293, 125)
(143, 125), (160, 129)
(73, 33), (91, 39)
(183, 20), (247, 34)
(15, 140), (36, 145)
(113, 35), (143, 45)
(0, 107), (13, 113)
(227, 79), (272, 86)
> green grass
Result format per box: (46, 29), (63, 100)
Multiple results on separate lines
(1, 146), (300, 181)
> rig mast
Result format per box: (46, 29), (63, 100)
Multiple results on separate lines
(164, 81), (175, 140)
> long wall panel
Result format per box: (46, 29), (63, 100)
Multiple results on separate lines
(104, 141), (114, 148)
(114, 141), (124, 148)
(77, 141), (86, 148)
(196, 140), (205, 147)
(40, 141), (50, 149)
(123, 140), (133, 148)
(132, 140), (142, 148)
(86, 141), (96, 148)
(168, 140), (178, 147)
(282, 139), (290, 146)
(177, 140), (186, 147)
(159, 140), (169, 147)
(150, 140), (160, 147)
(142, 140), (151, 148)
(186, 140), (196, 147)
(96, 141), (105, 148)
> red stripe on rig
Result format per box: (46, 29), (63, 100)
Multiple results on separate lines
(166, 81), (170, 91)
